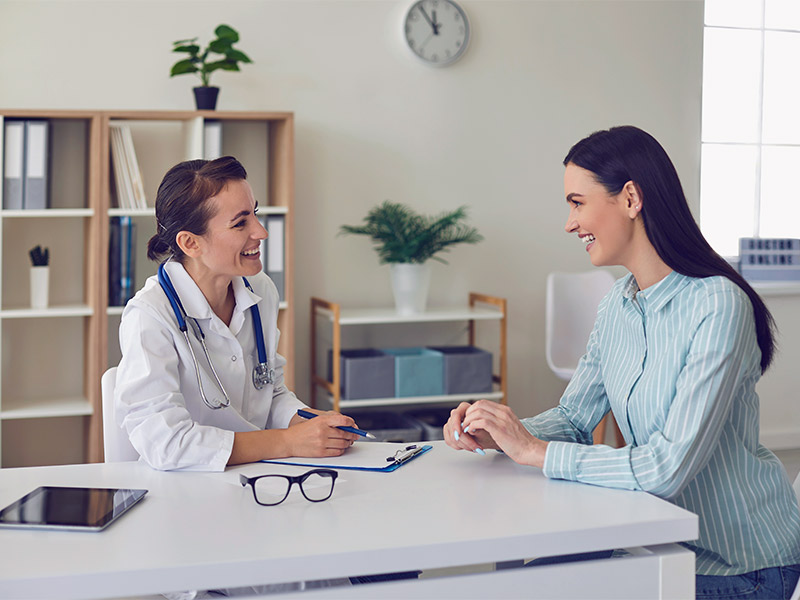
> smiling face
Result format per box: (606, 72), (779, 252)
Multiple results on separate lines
(182, 179), (268, 283)
(563, 163), (640, 268)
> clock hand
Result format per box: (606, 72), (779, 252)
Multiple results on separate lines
(419, 6), (439, 35)
(432, 9), (441, 33)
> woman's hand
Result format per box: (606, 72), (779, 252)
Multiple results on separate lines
(444, 402), (500, 455)
(446, 400), (548, 468)
(284, 411), (359, 457)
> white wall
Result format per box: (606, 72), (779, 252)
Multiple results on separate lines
(6, 1), (792, 449)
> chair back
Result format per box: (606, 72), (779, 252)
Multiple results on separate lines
(101, 367), (139, 462)
(546, 270), (615, 381)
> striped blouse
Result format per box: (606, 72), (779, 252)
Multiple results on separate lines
(522, 270), (800, 576)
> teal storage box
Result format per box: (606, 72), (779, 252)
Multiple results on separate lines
(427, 345), (493, 394)
(383, 347), (444, 397)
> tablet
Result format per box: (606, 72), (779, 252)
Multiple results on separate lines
(0, 486), (147, 532)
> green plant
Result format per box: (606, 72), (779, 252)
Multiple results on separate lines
(170, 24), (253, 87)
(339, 201), (483, 264)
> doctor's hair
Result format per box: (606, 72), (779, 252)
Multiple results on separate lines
(147, 156), (248, 263)
(563, 126), (776, 373)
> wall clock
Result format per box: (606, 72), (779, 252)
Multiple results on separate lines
(403, 0), (470, 66)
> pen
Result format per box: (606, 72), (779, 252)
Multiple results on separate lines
(296, 409), (377, 439)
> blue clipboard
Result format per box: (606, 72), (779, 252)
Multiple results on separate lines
(262, 442), (433, 472)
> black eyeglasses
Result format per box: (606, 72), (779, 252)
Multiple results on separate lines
(239, 469), (338, 506)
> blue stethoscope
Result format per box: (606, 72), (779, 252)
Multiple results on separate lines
(157, 262), (273, 410)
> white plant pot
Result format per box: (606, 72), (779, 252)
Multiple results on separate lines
(30, 266), (49, 309)
(390, 263), (431, 315)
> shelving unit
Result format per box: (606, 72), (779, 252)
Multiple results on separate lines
(0, 109), (295, 467)
(310, 293), (507, 412)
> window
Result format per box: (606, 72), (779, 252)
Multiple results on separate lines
(700, 0), (800, 257)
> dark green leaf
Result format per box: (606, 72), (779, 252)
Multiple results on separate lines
(208, 39), (233, 54)
(170, 59), (199, 76)
(172, 44), (200, 56)
(214, 24), (239, 42)
(226, 49), (252, 63)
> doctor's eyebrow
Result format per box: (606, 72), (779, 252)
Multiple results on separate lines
(229, 202), (259, 224)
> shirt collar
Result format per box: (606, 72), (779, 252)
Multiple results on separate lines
(621, 270), (690, 313)
(163, 261), (261, 321)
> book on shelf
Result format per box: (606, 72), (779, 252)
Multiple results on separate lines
(203, 120), (223, 160)
(3, 119), (50, 210)
(109, 123), (146, 210)
(261, 214), (285, 301)
(109, 216), (137, 306)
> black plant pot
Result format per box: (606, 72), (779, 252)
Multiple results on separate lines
(193, 86), (220, 110)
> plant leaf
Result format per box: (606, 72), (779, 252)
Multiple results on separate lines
(170, 59), (199, 76)
(208, 38), (233, 54)
(214, 24), (239, 42)
(226, 49), (253, 63)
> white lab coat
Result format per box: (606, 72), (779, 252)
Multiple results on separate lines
(115, 261), (306, 471)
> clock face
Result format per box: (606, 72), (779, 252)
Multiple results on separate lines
(404, 0), (470, 66)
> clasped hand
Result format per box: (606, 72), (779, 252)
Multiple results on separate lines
(443, 400), (548, 468)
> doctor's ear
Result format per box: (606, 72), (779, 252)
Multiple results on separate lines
(175, 231), (203, 258)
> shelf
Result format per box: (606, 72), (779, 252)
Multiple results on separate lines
(0, 304), (93, 318)
(750, 281), (800, 297)
(328, 391), (505, 410)
(0, 396), (92, 420)
(318, 306), (504, 326)
(108, 208), (155, 217)
(1, 209), (94, 218)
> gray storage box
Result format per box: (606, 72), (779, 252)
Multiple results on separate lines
(427, 345), (493, 395)
(345, 410), (423, 443)
(405, 407), (451, 441)
(383, 347), (444, 397)
(328, 349), (395, 400)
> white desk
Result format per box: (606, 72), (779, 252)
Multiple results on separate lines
(0, 442), (698, 599)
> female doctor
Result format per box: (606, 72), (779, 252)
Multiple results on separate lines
(115, 156), (358, 471)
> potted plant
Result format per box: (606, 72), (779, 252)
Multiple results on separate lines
(170, 24), (253, 110)
(339, 201), (483, 314)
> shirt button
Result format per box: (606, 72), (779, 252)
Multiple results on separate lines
(231, 355), (237, 362)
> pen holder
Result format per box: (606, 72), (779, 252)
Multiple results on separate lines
(30, 265), (49, 309)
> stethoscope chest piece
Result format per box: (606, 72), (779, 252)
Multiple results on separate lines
(252, 363), (274, 390)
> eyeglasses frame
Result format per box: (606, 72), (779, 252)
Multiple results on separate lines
(239, 468), (339, 506)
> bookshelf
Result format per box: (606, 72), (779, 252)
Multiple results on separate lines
(310, 293), (507, 412)
(0, 109), (295, 467)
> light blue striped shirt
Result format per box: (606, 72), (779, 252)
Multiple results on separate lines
(523, 270), (800, 576)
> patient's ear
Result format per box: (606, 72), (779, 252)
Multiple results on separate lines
(623, 181), (642, 219)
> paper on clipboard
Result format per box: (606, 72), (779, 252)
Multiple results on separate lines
(262, 441), (432, 472)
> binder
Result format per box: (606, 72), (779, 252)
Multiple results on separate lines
(266, 214), (285, 300)
(262, 441), (432, 472)
(109, 217), (136, 306)
(23, 120), (49, 209)
(3, 120), (25, 209)
(203, 120), (223, 160)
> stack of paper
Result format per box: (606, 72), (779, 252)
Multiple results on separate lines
(109, 123), (146, 209)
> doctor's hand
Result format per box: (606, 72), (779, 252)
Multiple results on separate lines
(444, 401), (501, 455)
(459, 400), (548, 468)
(285, 412), (359, 458)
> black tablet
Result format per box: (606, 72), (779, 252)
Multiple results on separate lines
(0, 486), (147, 532)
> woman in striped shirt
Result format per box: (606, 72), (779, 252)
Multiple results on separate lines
(445, 126), (800, 599)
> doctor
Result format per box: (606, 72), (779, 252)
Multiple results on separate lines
(115, 156), (358, 471)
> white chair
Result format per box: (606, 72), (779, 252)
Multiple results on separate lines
(101, 367), (139, 462)
(545, 271), (623, 446)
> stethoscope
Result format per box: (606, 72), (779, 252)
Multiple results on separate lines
(157, 262), (274, 410)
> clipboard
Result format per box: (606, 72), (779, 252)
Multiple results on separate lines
(262, 441), (432, 472)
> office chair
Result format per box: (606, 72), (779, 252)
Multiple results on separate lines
(101, 367), (140, 462)
(545, 271), (624, 446)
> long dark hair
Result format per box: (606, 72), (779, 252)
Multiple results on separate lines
(564, 126), (775, 372)
(147, 156), (248, 263)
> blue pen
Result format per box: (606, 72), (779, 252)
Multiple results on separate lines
(296, 409), (376, 439)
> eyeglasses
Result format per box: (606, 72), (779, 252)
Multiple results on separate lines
(239, 469), (338, 506)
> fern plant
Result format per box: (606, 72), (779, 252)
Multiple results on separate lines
(339, 201), (483, 264)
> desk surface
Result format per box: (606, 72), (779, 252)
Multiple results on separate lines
(0, 441), (698, 599)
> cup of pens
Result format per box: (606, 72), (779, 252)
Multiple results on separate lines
(29, 245), (49, 309)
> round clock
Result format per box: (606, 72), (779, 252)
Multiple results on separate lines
(403, 0), (470, 66)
